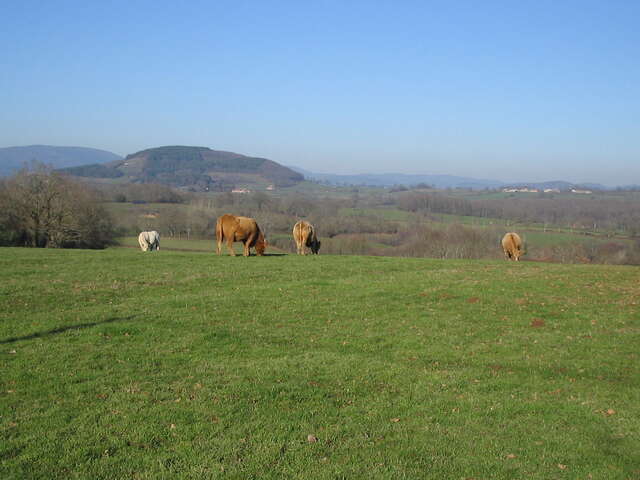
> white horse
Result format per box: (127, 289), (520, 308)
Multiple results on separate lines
(138, 231), (160, 251)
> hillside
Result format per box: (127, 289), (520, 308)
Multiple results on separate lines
(60, 145), (303, 191)
(291, 167), (612, 191)
(1, 248), (638, 478)
(0, 145), (122, 176)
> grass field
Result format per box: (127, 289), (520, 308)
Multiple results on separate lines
(117, 236), (217, 253)
(116, 236), (290, 255)
(1, 248), (639, 479)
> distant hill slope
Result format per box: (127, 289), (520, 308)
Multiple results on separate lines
(0, 145), (122, 176)
(61, 145), (303, 191)
(291, 167), (611, 191)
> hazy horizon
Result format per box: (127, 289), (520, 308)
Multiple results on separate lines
(0, 142), (635, 187)
(1, 1), (638, 186)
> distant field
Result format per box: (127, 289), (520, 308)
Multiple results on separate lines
(451, 191), (529, 200)
(279, 181), (387, 196)
(428, 213), (508, 226)
(338, 207), (413, 222)
(1, 247), (638, 479)
(453, 191), (598, 201)
(104, 202), (193, 218)
(426, 213), (630, 239)
(520, 230), (630, 247)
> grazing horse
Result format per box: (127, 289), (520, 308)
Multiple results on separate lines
(138, 231), (160, 251)
(292, 220), (320, 255)
(501, 232), (524, 261)
(215, 214), (267, 256)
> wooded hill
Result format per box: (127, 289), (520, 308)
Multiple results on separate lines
(59, 146), (303, 191)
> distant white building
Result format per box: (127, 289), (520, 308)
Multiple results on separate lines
(502, 187), (539, 193)
(266, 185), (275, 191)
(231, 188), (251, 194)
(571, 188), (592, 194)
(544, 188), (560, 193)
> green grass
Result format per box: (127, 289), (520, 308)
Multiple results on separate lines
(117, 236), (216, 252)
(116, 236), (289, 255)
(1, 248), (639, 479)
(520, 230), (622, 247)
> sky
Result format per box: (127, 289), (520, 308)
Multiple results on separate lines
(1, 0), (639, 185)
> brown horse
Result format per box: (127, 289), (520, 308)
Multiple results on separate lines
(216, 214), (267, 256)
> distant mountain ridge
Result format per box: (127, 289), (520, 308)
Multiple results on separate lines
(0, 145), (122, 176)
(291, 167), (612, 191)
(60, 145), (303, 191)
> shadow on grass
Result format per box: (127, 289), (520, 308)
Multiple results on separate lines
(215, 253), (288, 257)
(1, 315), (136, 344)
(118, 245), (290, 256)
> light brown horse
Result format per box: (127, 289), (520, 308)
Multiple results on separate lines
(501, 232), (524, 261)
(292, 220), (320, 255)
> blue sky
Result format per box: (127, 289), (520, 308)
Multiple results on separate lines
(1, 0), (638, 185)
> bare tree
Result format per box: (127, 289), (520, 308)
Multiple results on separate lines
(0, 166), (115, 248)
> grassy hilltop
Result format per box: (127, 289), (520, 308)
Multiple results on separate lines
(1, 248), (639, 479)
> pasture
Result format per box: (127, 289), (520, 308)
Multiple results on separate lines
(1, 247), (639, 479)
